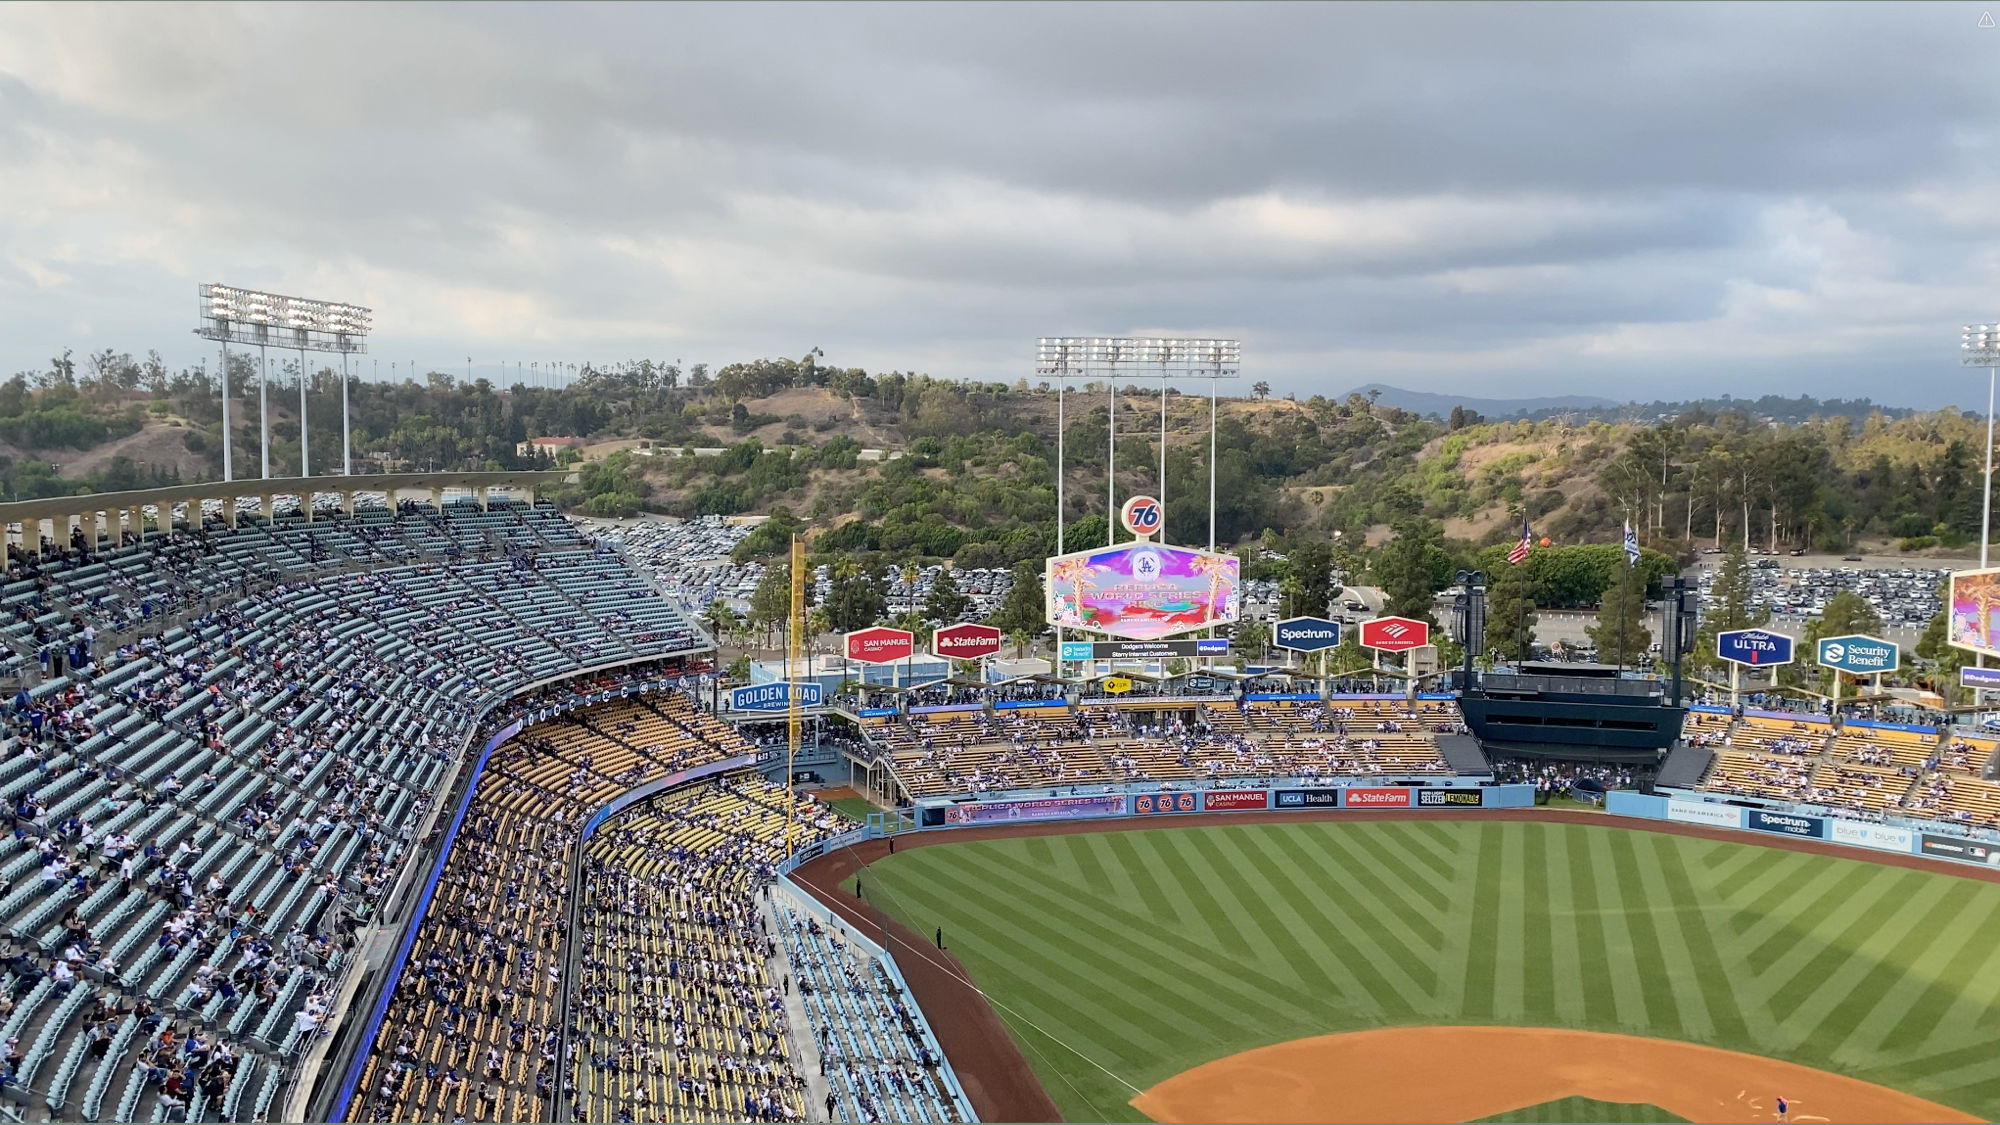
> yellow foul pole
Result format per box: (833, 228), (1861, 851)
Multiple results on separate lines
(786, 534), (804, 854)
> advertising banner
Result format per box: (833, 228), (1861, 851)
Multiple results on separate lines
(1046, 541), (1241, 641)
(1747, 810), (1827, 839)
(845, 627), (915, 664)
(1666, 798), (1743, 828)
(855, 707), (898, 719)
(1360, 617), (1430, 653)
(1275, 790), (1341, 808)
(1716, 628), (1795, 668)
(1920, 834), (2000, 865)
(1203, 790), (1271, 811)
(1828, 819), (1915, 853)
(932, 623), (1003, 660)
(943, 795), (1128, 825)
(1949, 567), (2000, 659)
(1134, 792), (1200, 815)
(994, 699), (1070, 711)
(1417, 789), (1485, 807)
(1274, 617), (1342, 652)
(1344, 788), (1413, 809)
(1245, 693), (1321, 702)
(908, 703), (983, 717)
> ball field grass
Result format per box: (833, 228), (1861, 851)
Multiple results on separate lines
(851, 819), (2000, 1122)
(1477, 1096), (1687, 1122)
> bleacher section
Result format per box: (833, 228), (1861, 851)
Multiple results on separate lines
(777, 900), (972, 1124)
(1685, 711), (2000, 833)
(568, 777), (843, 1123)
(345, 692), (739, 1124)
(0, 497), (705, 1123)
(876, 696), (1461, 798)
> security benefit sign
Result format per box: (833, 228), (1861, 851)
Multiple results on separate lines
(1815, 635), (1899, 676)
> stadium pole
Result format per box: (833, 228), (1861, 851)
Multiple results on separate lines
(1056, 370), (1065, 674)
(786, 535), (803, 856)
(1159, 368), (1168, 518)
(259, 343), (271, 480)
(219, 341), (233, 483)
(298, 343), (310, 480)
(341, 351), (350, 476)
(1209, 375), (1217, 553)
(1107, 367), (1116, 546)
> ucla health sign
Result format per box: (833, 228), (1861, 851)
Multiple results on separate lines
(730, 682), (823, 711)
(1815, 634), (1898, 676)
(1275, 616), (1342, 653)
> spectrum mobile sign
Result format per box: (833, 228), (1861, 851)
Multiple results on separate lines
(1275, 616), (1342, 653)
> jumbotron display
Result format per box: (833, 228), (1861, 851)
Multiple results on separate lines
(1044, 497), (1239, 640)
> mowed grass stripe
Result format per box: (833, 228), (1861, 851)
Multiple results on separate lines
(1742, 861), (1879, 975)
(1561, 825), (1619, 1028)
(1762, 867), (1916, 1025)
(1216, 827), (1374, 1010)
(1099, 831), (1189, 931)
(1519, 823), (1555, 1023)
(1604, 829), (1685, 1037)
(1715, 848), (1821, 939)
(1461, 822), (1507, 1022)
(1492, 824), (1529, 1021)
(1786, 873), (1962, 1062)
(1539, 823), (1589, 1025)
(1308, 828), (1448, 957)
(1249, 828), (1423, 1014)
(1282, 829), (1443, 995)
(883, 845), (1262, 1050)
(1376, 819), (1461, 887)
(1342, 821), (1454, 914)
(1647, 834), (1754, 1047)
(1153, 830), (1263, 959)
(1582, 828), (1652, 1029)
(1195, 829), (1309, 979)
(1069, 832), (1117, 896)
(1845, 885), (1999, 1057)
(1627, 835), (1713, 1042)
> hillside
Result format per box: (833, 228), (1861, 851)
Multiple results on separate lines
(0, 350), (1984, 570)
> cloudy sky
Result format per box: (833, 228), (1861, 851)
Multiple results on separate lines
(2, 2), (1997, 407)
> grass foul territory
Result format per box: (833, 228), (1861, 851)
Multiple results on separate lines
(853, 820), (2000, 1123)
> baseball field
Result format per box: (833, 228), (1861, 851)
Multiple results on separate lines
(845, 817), (2000, 1122)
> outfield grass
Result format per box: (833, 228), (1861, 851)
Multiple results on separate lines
(854, 819), (2000, 1122)
(826, 796), (880, 823)
(1477, 1096), (1687, 1122)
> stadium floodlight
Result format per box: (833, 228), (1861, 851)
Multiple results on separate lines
(1036, 337), (1241, 551)
(195, 284), (372, 480)
(1967, 324), (2000, 570)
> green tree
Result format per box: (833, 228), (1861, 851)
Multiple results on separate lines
(923, 566), (969, 623)
(1587, 562), (1652, 667)
(823, 562), (886, 633)
(1285, 540), (1337, 619)
(1485, 565), (1538, 663)
(1375, 518), (1449, 625)
(748, 561), (792, 648)
(1233, 619), (1271, 664)
(987, 559), (1047, 645)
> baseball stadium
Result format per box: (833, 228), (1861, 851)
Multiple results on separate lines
(0, 438), (1992, 1125)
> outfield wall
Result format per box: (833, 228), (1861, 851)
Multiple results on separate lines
(1609, 790), (2000, 869)
(921, 782), (1535, 828)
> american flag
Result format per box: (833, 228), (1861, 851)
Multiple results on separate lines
(1507, 518), (1533, 565)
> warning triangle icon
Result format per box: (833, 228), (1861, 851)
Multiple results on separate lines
(1984, 10), (1997, 27)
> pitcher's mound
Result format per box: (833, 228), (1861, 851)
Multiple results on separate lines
(1132, 1026), (1977, 1123)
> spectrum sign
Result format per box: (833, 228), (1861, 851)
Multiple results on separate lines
(1275, 616), (1342, 653)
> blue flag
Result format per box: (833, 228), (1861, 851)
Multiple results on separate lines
(1623, 519), (1640, 566)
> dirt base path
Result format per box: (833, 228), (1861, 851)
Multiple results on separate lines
(791, 807), (2000, 1123)
(1134, 1026), (1979, 1124)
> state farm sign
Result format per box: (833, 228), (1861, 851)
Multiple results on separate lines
(931, 623), (1002, 660)
(845, 627), (915, 664)
(1344, 787), (1412, 808)
(1359, 616), (1430, 653)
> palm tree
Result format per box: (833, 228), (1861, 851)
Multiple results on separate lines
(1252, 381), (1271, 401)
(702, 598), (739, 644)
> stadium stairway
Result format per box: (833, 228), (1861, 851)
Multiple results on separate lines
(1436, 735), (1492, 776)
(1658, 743), (1714, 789)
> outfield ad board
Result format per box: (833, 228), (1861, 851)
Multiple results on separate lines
(1275, 790), (1341, 808)
(1829, 820), (1915, 853)
(1418, 789), (1485, 807)
(943, 795), (1127, 825)
(1747, 810), (1827, 839)
(1920, 833), (2000, 865)
(1666, 798), (1743, 828)
(1344, 787), (1413, 808)
(1133, 792), (1200, 815)
(1203, 790), (1271, 811)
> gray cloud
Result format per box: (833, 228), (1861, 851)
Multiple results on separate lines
(1, 1), (1997, 409)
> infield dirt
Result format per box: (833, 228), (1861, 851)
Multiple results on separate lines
(1133, 1026), (1980, 1123)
